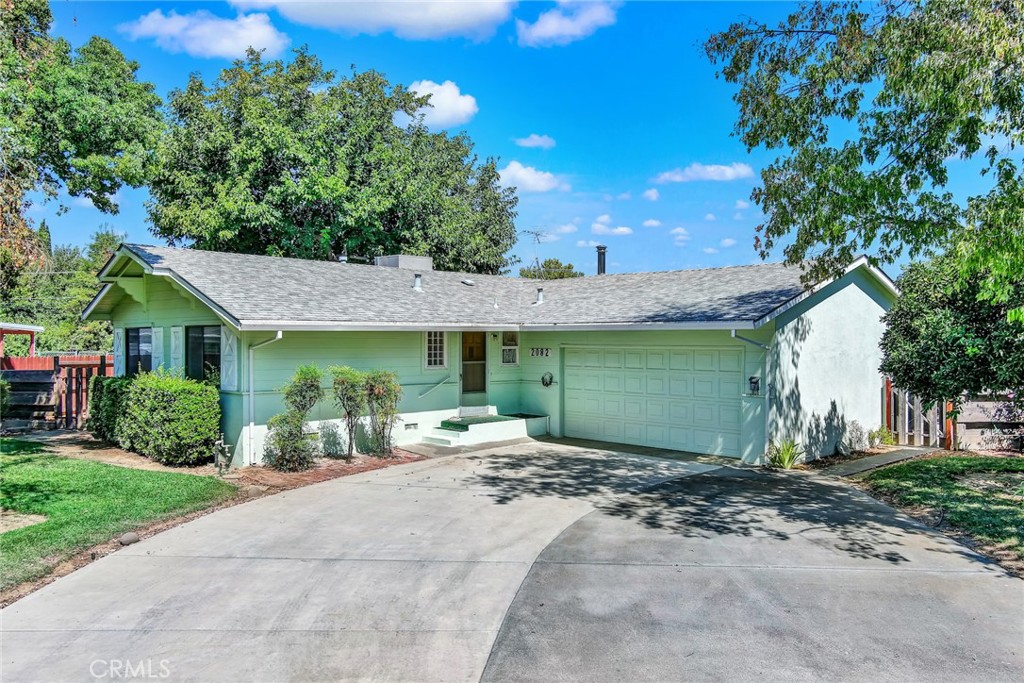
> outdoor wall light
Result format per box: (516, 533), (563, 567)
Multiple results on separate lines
(749, 376), (761, 395)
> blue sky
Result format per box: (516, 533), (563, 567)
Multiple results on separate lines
(33, 1), (939, 275)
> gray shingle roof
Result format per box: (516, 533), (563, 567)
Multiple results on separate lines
(118, 244), (807, 328)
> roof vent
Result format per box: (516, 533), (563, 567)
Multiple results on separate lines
(535, 287), (544, 304)
(413, 273), (422, 292)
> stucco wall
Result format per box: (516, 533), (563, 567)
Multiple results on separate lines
(769, 267), (893, 458)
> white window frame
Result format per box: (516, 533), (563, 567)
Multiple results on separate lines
(424, 331), (447, 369)
(500, 330), (519, 366)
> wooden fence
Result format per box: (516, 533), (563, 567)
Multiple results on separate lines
(1, 355), (112, 430)
(883, 379), (1022, 451)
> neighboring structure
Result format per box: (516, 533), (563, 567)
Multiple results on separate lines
(0, 322), (44, 357)
(83, 245), (897, 466)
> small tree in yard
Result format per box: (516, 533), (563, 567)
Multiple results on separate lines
(265, 364), (325, 471)
(364, 370), (401, 456)
(880, 256), (1024, 412)
(329, 366), (367, 460)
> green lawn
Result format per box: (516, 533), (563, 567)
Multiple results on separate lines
(0, 438), (237, 590)
(864, 455), (1024, 560)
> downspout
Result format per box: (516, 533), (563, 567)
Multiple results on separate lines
(248, 331), (283, 465)
(732, 330), (772, 461)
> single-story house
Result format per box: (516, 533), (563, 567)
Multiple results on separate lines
(83, 244), (897, 466)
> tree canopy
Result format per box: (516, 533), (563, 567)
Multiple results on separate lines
(0, 226), (123, 354)
(148, 49), (519, 274)
(879, 256), (1024, 409)
(519, 258), (584, 279)
(706, 0), (1023, 315)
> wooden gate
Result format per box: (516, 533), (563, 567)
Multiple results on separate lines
(883, 378), (953, 449)
(1, 355), (112, 430)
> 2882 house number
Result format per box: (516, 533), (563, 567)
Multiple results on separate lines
(530, 347), (552, 357)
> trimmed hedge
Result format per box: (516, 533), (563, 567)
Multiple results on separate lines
(88, 375), (132, 443)
(89, 371), (221, 466)
(0, 377), (10, 418)
(118, 370), (221, 466)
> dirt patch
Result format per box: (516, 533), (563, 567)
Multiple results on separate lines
(958, 471), (1024, 504)
(18, 431), (218, 475)
(0, 511), (47, 533)
(802, 444), (901, 470)
(227, 449), (425, 492)
(0, 448), (425, 608)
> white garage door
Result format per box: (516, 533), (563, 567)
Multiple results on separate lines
(563, 347), (744, 456)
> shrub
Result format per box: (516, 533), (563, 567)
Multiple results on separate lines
(264, 364), (324, 471)
(285, 364), (325, 414)
(87, 375), (132, 443)
(767, 438), (803, 469)
(116, 370), (221, 466)
(264, 411), (317, 471)
(329, 365), (367, 459)
(869, 425), (898, 446)
(318, 422), (345, 459)
(0, 377), (10, 418)
(364, 370), (401, 456)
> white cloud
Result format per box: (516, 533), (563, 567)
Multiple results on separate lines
(119, 10), (290, 58)
(515, 133), (556, 149)
(498, 161), (570, 193)
(233, 1), (514, 40)
(616, 191), (631, 200)
(577, 239), (602, 248)
(720, 238), (738, 248)
(516, 1), (618, 47)
(733, 212), (744, 221)
(592, 223), (633, 236)
(703, 247), (719, 254)
(642, 219), (661, 228)
(704, 213), (716, 222)
(642, 188), (660, 201)
(735, 199), (750, 209)
(554, 222), (579, 234)
(595, 213), (612, 225)
(537, 232), (560, 243)
(655, 162), (755, 184)
(408, 80), (478, 127)
(670, 226), (691, 246)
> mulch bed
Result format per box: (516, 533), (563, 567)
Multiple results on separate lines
(0, 448), (425, 608)
(801, 445), (901, 470)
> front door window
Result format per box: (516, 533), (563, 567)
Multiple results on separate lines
(461, 332), (486, 393)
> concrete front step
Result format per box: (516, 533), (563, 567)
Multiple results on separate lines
(422, 416), (530, 447)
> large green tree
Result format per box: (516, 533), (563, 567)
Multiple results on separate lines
(706, 0), (1023, 315)
(519, 258), (584, 279)
(0, 0), (161, 302)
(880, 257), (1024, 409)
(148, 49), (519, 274)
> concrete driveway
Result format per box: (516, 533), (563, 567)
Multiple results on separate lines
(2, 441), (1021, 682)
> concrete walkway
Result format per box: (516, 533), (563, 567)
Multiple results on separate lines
(820, 446), (937, 477)
(2, 441), (1021, 682)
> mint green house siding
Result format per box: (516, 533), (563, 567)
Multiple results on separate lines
(769, 267), (892, 456)
(88, 247), (896, 467)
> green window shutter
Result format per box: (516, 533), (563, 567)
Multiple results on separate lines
(112, 328), (125, 376)
(170, 326), (184, 372)
(151, 327), (164, 370)
(220, 327), (237, 391)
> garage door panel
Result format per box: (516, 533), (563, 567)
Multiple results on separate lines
(668, 375), (692, 397)
(564, 346), (743, 457)
(720, 350), (742, 372)
(693, 376), (717, 398)
(624, 373), (644, 393)
(670, 350), (692, 370)
(603, 373), (623, 393)
(624, 351), (644, 369)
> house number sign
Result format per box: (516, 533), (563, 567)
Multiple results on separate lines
(530, 347), (552, 357)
